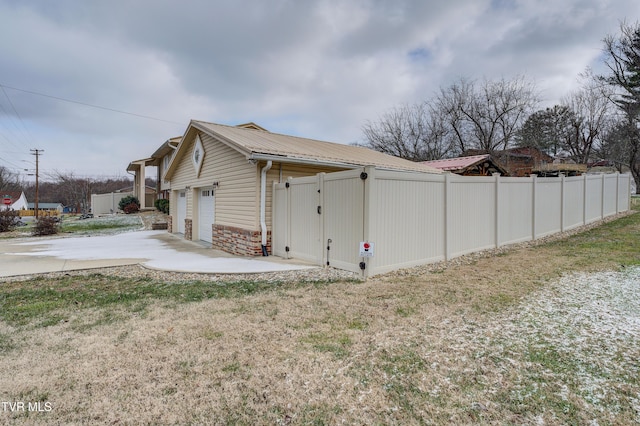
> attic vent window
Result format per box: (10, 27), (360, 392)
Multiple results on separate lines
(192, 135), (205, 177)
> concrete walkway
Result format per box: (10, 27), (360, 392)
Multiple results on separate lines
(0, 231), (312, 278)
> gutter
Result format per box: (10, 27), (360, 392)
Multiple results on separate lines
(248, 153), (360, 170)
(247, 153), (442, 174)
(260, 160), (272, 256)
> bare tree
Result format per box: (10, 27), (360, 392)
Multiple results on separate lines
(91, 177), (134, 195)
(560, 74), (612, 164)
(0, 166), (21, 192)
(361, 103), (456, 161)
(435, 76), (539, 153)
(361, 76), (538, 160)
(53, 172), (94, 213)
(599, 117), (639, 173)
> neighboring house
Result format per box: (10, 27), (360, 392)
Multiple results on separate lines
(126, 136), (180, 208)
(1, 191), (28, 211)
(464, 147), (554, 177)
(421, 154), (509, 176)
(161, 120), (441, 256)
(532, 163), (587, 177)
(28, 202), (64, 213)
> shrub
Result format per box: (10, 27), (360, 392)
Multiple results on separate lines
(0, 209), (20, 233)
(32, 216), (59, 236)
(118, 195), (140, 214)
(123, 203), (140, 214)
(155, 198), (170, 214)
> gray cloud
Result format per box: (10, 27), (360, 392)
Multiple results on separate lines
(0, 0), (638, 178)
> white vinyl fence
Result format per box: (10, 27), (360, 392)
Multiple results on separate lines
(272, 167), (631, 278)
(91, 192), (133, 215)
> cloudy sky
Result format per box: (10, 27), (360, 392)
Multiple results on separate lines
(0, 0), (638, 181)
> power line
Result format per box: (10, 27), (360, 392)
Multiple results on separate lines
(0, 86), (34, 151)
(37, 167), (132, 178)
(0, 83), (184, 126)
(0, 155), (27, 171)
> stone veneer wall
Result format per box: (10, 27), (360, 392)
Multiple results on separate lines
(167, 215), (173, 233)
(212, 224), (271, 256)
(184, 219), (193, 241)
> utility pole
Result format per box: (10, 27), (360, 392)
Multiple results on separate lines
(30, 149), (43, 218)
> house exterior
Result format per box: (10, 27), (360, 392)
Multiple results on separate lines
(532, 163), (587, 177)
(152, 136), (181, 200)
(464, 147), (554, 177)
(27, 202), (64, 213)
(162, 120), (441, 256)
(126, 136), (180, 208)
(1, 191), (28, 211)
(421, 154), (509, 176)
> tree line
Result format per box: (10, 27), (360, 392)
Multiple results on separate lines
(361, 21), (640, 193)
(0, 169), (155, 213)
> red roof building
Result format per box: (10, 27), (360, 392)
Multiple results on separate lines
(421, 154), (509, 176)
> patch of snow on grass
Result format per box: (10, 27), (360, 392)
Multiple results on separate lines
(62, 214), (144, 234)
(500, 267), (640, 421)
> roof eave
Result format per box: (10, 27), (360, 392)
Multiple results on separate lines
(165, 121), (253, 180)
(247, 153), (361, 169)
(126, 158), (154, 172)
(248, 153), (441, 173)
(150, 138), (181, 159)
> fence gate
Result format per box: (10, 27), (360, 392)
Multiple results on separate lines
(272, 168), (366, 273)
(274, 168), (632, 278)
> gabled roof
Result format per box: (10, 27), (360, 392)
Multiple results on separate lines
(422, 154), (509, 176)
(236, 122), (268, 131)
(28, 202), (63, 209)
(165, 120), (442, 178)
(127, 136), (181, 171)
(422, 154), (492, 171)
(151, 136), (181, 159)
(126, 157), (154, 172)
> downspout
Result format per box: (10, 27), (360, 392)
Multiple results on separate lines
(260, 160), (272, 256)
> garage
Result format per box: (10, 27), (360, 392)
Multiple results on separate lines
(164, 120), (441, 256)
(177, 191), (187, 234)
(198, 187), (215, 242)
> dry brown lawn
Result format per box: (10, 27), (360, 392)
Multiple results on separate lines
(1, 208), (639, 425)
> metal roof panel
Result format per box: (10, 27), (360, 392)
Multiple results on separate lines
(193, 121), (442, 174)
(421, 154), (491, 171)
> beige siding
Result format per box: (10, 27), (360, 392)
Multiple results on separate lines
(171, 143), (196, 220)
(159, 154), (172, 191)
(170, 132), (258, 230)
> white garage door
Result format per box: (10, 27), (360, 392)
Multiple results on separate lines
(177, 191), (187, 234)
(198, 187), (215, 243)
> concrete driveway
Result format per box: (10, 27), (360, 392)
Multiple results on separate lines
(0, 230), (312, 278)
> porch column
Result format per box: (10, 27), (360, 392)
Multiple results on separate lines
(137, 164), (147, 209)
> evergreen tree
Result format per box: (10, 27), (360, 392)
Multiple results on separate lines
(518, 106), (573, 156)
(602, 21), (640, 193)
